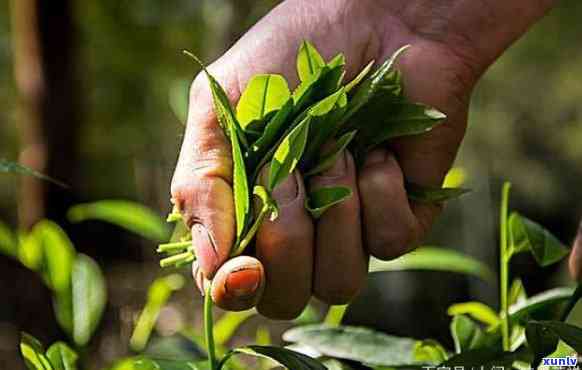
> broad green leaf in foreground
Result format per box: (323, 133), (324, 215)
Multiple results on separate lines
(130, 274), (185, 352)
(525, 321), (559, 368)
(219, 345), (326, 370)
(236, 74), (291, 130)
(46, 342), (78, 370)
(369, 246), (495, 283)
(527, 320), (582, 353)
(20, 333), (53, 370)
(561, 283), (582, 321)
(509, 212), (569, 266)
(283, 324), (419, 367)
(268, 116), (311, 191)
(406, 182), (470, 203)
(509, 287), (574, 324)
(72, 254), (107, 346)
(447, 302), (501, 327)
(1, 159), (68, 188)
(68, 200), (169, 242)
(297, 40), (326, 82)
(305, 186), (352, 219)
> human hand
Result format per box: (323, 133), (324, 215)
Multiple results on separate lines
(172, 0), (555, 318)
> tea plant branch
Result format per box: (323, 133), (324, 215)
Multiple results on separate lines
(499, 181), (512, 351)
(205, 285), (218, 369)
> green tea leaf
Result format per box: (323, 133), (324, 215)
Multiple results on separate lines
(72, 254), (107, 346)
(184, 51), (248, 149)
(509, 287), (574, 325)
(448, 302), (501, 327)
(345, 60), (374, 93)
(450, 315), (487, 353)
(236, 74), (291, 130)
(305, 186), (352, 219)
(297, 40), (325, 82)
(220, 345), (325, 370)
(0, 220), (16, 257)
(1, 159), (68, 188)
(213, 310), (256, 346)
(68, 200), (169, 242)
(342, 45), (409, 126)
(413, 339), (449, 364)
(268, 116), (310, 191)
(406, 182), (470, 203)
(283, 324), (419, 367)
(353, 102), (446, 154)
(509, 212), (569, 266)
(369, 246), (495, 283)
(525, 321), (559, 368)
(305, 131), (355, 177)
(248, 99), (294, 165)
(441, 347), (530, 369)
(130, 274), (185, 352)
(527, 320), (582, 353)
(561, 283), (582, 321)
(323, 305), (348, 327)
(35, 221), (76, 293)
(18, 230), (43, 271)
(111, 357), (209, 370)
(301, 89), (349, 166)
(46, 342), (78, 370)
(321, 359), (354, 370)
(509, 278), (527, 306)
(20, 333), (53, 370)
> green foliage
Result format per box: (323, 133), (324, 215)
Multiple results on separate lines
(450, 315), (489, 353)
(0, 220), (16, 257)
(283, 324), (419, 367)
(296, 41), (326, 82)
(236, 74), (290, 131)
(368, 246), (495, 283)
(448, 302), (501, 327)
(71, 254), (107, 346)
(406, 183), (470, 203)
(46, 342), (79, 370)
(130, 274), (186, 352)
(213, 310), (256, 346)
(509, 212), (569, 266)
(413, 339), (449, 365)
(219, 345), (326, 370)
(268, 115), (310, 191)
(305, 186), (352, 219)
(323, 305), (348, 327)
(304, 130), (355, 177)
(20, 333), (54, 370)
(68, 200), (169, 242)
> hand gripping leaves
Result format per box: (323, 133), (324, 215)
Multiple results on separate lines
(158, 40), (467, 271)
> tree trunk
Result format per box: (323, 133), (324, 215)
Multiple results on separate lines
(10, 0), (81, 229)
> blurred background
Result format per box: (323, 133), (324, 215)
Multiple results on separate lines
(1, 0), (581, 369)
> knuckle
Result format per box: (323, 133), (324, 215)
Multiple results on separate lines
(368, 219), (417, 261)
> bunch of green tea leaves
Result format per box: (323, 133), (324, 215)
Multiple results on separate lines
(157, 41), (467, 269)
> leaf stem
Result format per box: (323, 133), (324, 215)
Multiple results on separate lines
(231, 206), (269, 257)
(204, 285), (218, 370)
(499, 182), (511, 351)
(159, 251), (194, 268)
(157, 241), (191, 253)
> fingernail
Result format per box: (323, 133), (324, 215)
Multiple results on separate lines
(192, 223), (218, 278)
(272, 173), (298, 205)
(321, 151), (347, 177)
(364, 149), (388, 168)
(192, 261), (205, 294)
(225, 268), (261, 298)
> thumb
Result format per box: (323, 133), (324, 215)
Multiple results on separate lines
(171, 70), (239, 279)
(569, 220), (582, 281)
